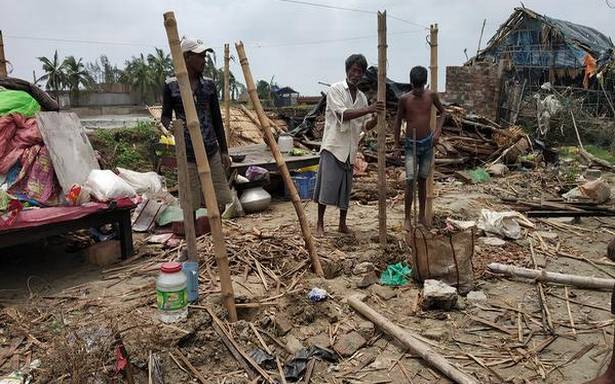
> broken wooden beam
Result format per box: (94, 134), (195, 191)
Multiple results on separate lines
(487, 263), (615, 290)
(348, 295), (479, 384)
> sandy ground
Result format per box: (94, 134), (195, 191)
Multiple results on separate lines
(1, 169), (614, 383)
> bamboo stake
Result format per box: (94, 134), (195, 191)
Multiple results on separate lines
(235, 41), (324, 277)
(348, 296), (478, 384)
(426, 24), (438, 226)
(224, 44), (231, 146)
(564, 286), (577, 337)
(163, 11), (237, 321)
(0, 31), (7, 79)
(530, 240), (555, 333)
(172, 120), (198, 262)
(488, 263), (615, 290)
(377, 11), (388, 246)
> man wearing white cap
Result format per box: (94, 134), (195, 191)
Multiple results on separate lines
(161, 37), (231, 212)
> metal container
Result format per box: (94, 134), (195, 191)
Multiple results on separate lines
(240, 186), (271, 213)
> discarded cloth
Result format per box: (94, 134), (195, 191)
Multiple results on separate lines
(0, 114), (43, 174)
(7, 145), (60, 205)
(477, 209), (534, 239)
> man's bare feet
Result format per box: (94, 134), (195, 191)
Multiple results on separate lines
(338, 224), (352, 234)
(315, 224), (325, 238)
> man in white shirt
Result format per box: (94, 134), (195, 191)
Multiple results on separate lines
(313, 54), (384, 237)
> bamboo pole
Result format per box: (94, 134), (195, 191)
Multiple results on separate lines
(224, 44), (231, 145)
(172, 120), (198, 262)
(488, 263), (615, 290)
(426, 24), (438, 226)
(235, 41), (324, 277)
(163, 11), (237, 321)
(377, 11), (388, 246)
(0, 31), (7, 79)
(348, 296), (478, 384)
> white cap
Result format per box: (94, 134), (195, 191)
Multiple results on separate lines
(180, 37), (212, 54)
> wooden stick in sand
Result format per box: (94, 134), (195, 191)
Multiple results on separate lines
(0, 31), (7, 79)
(163, 11), (237, 321)
(377, 11), (388, 246)
(235, 41), (324, 277)
(348, 295), (478, 384)
(172, 119), (198, 262)
(488, 263), (615, 290)
(425, 24), (438, 226)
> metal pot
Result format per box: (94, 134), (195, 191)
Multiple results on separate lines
(240, 186), (271, 213)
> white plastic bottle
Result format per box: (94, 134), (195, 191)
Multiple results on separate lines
(156, 262), (188, 323)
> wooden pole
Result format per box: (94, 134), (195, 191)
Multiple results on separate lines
(172, 119), (198, 262)
(348, 296), (479, 384)
(377, 11), (388, 246)
(224, 44), (231, 145)
(426, 24), (438, 226)
(488, 263), (615, 290)
(475, 19), (487, 58)
(0, 31), (7, 79)
(235, 41), (324, 277)
(163, 11), (237, 321)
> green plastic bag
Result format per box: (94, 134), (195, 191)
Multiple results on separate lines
(157, 206), (207, 226)
(469, 167), (491, 184)
(379, 262), (412, 286)
(0, 90), (41, 117)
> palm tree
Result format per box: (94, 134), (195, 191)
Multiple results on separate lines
(122, 53), (154, 104)
(100, 55), (123, 84)
(63, 56), (94, 95)
(147, 48), (172, 102)
(37, 50), (67, 93)
(203, 52), (218, 83)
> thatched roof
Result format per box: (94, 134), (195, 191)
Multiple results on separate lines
(477, 7), (613, 62)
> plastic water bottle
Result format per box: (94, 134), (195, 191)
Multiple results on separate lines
(156, 262), (188, 323)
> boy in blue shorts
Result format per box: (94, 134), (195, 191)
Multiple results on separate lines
(393, 66), (445, 229)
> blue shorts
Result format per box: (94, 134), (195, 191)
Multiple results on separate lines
(405, 133), (433, 183)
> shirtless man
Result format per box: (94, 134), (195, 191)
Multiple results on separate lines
(393, 66), (445, 229)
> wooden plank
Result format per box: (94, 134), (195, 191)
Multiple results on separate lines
(36, 112), (99, 194)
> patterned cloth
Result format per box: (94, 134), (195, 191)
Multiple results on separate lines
(7, 145), (60, 206)
(0, 113), (42, 174)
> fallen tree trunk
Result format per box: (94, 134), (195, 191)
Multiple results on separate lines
(347, 295), (479, 384)
(580, 149), (615, 171)
(488, 263), (615, 290)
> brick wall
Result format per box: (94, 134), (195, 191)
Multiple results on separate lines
(444, 62), (500, 120)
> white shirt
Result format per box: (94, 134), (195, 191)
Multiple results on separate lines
(320, 80), (368, 164)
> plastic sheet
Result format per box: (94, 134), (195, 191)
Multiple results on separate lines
(379, 262), (412, 286)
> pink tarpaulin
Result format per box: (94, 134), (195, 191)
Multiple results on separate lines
(1, 198), (135, 231)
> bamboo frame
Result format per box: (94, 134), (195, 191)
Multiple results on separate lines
(163, 11), (237, 321)
(224, 44), (231, 145)
(172, 120), (198, 262)
(377, 11), (388, 246)
(426, 24), (438, 226)
(235, 41), (324, 277)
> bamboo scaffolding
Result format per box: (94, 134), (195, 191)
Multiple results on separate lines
(163, 11), (237, 321)
(235, 41), (324, 277)
(377, 11), (388, 246)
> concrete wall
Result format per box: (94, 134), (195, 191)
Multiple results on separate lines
(57, 91), (141, 109)
(444, 62), (500, 120)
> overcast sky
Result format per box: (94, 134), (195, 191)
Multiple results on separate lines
(2, 0), (614, 95)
